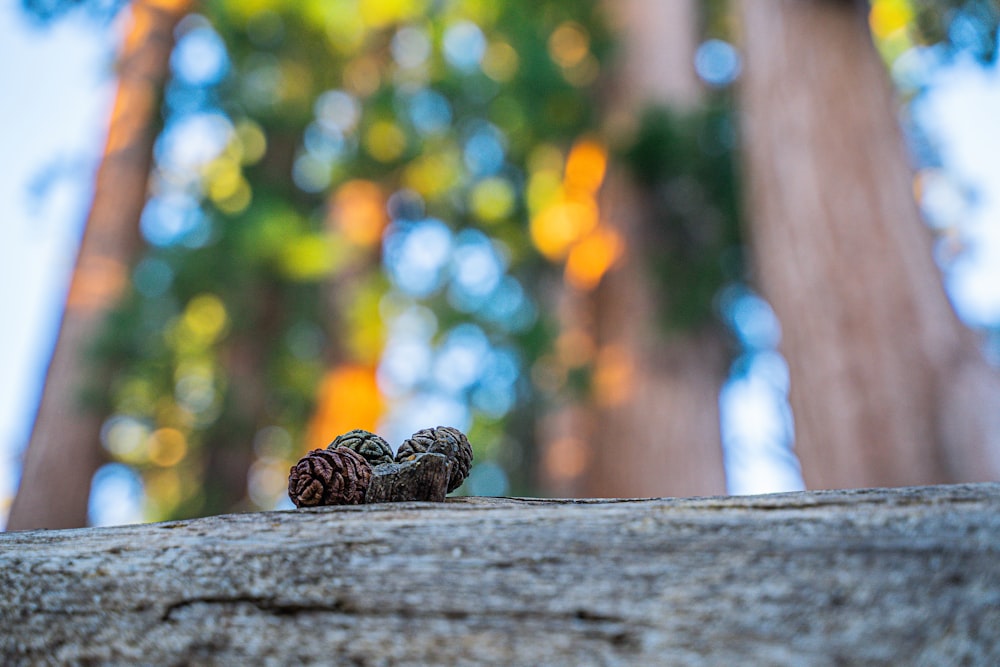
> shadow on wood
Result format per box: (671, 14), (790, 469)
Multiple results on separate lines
(2, 484), (999, 665)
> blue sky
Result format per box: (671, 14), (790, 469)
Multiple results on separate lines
(1, 5), (998, 526)
(916, 52), (1000, 327)
(0, 6), (115, 519)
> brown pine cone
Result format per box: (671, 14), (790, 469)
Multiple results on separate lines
(288, 447), (372, 507)
(328, 429), (393, 467)
(396, 426), (473, 493)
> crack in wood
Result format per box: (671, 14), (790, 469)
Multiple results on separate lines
(161, 596), (355, 621)
(159, 594), (647, 647)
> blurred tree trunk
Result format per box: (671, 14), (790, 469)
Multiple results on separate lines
(737, 0), (1000, 489)
(544, 0), (728, 498)
(585, 175), (730, 497)
(8, 0), (193, 530)
(202, 293), (276, 516)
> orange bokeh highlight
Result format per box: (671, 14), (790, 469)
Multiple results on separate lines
(542, 436), (591, 482)
(563, 138), (607, 194)
(564, 225), (623, 291)
(328, 180), (387, 248)
(529, 195), (599, 261)
(529, 136), (614, 289)
(147, 427), (188, 467)
(306, 364), (384, 451)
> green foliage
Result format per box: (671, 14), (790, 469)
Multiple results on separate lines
(911, 0), (999, 61)
(93, 0), (613, 518)
(619, 102), (744, 333)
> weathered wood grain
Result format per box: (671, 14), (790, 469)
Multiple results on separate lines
(366, 453), (451, 504)
(2, 483), (999, 665)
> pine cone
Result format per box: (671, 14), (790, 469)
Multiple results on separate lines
(328, 429), (393, 467)
(288, 447), (372, 507)
(396, 426), (473, 492)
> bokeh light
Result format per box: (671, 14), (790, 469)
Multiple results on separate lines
(694, 39), (741, 87)
(88, 463), (144, 527)
(443, 20), (486, 72)
(384, 218), (453, 297)
(171, 20), (229, 87)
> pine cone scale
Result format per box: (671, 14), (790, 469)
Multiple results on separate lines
(328, 429), (394, 467)
(396, 426), (473, 492)
(288, 447), (373, 507)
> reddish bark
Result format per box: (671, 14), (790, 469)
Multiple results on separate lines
(8, 0), (194, 530)
(737, 0), (1000, 488)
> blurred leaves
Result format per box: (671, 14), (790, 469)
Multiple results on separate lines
(910, 0), (999, 61)
(87, 0), (612, 519)
(619, 103), (743, 332)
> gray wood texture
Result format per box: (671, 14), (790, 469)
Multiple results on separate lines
(2, 483), (999, 665)
(366, 453), (451, 503)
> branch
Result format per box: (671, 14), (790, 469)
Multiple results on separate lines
(2, 483), (999, 664)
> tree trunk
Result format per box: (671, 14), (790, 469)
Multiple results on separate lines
(202, 332), (268, 515)
(737, 0), (1000, 489)
(2, 483), (998, 664)
(7, 0), (193, 530)
(564, 0), (728, 497)
(603, 0), (703, 112)
(584, 170), (730, 497)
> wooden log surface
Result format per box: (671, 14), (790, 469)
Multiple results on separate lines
(2, 483), (999, 665)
